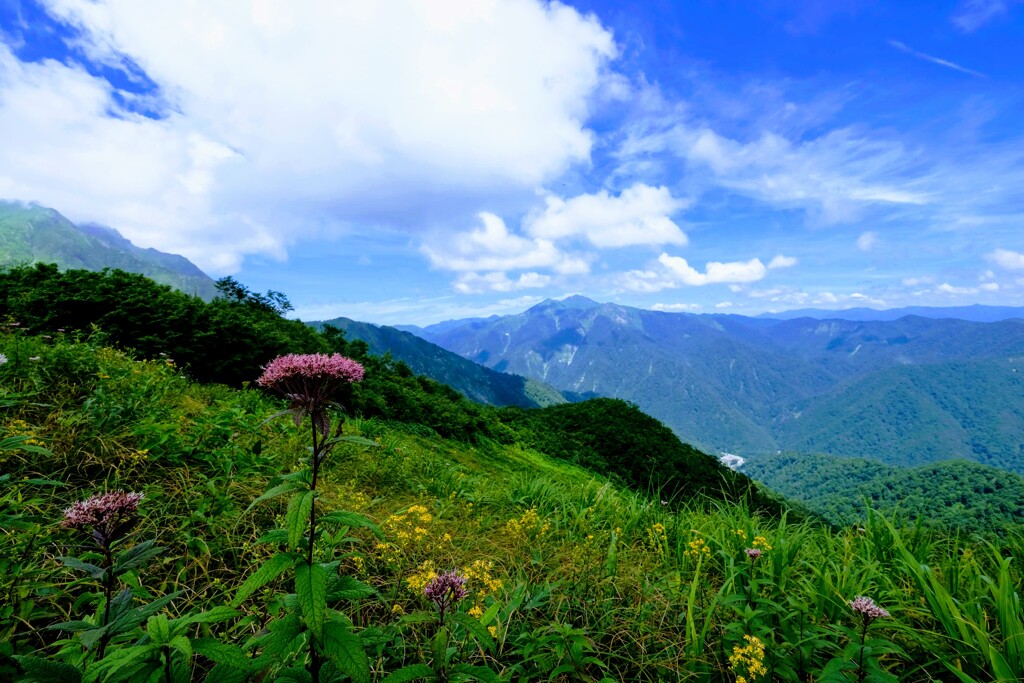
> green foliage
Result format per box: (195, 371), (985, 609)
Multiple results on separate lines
(746, 452), (1024, 534)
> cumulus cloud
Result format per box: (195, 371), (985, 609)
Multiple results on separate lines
(715, 301), (733, 308)
(525, 183), (688, 248)
(856, 231), (878, 251)
(987, 248), (1024, 270)
(0, 0), (616, 271)
(658, 253), (768, 286)
(423, 212), (589, 274)
(768, 254), (798, 269)
(902, 275), (935, 286)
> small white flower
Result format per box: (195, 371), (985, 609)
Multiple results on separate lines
(29, 356), (40, 361)
(0, 352), (7, 365)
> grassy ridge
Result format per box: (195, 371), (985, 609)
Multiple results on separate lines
(3, 332), (1024, 681)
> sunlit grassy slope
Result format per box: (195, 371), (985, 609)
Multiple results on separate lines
(3, 332), (1024, 682)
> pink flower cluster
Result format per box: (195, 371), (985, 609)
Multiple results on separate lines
(424, 570), (469, 621)
(62, 490), (144, 532)
(257, 353), (365, 387)
(745, 547), (762, 560)
(849, 596), (890, 621)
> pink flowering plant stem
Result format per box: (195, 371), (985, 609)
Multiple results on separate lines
(239, 353), (381, 683)
(56, 490), (168, 660)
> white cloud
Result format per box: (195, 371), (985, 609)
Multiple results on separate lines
(902, 276), (935, 286)
(888, 40), (988, 79)
(423, 212), (589, 274)
(0, 0), (616, 271)
(987, 248), (1024, 270)
(617, 269), (675, 293)
(650, 302), (701, 312)
(620, 117), (928, 225)
(452, 270), (552, 294)
(952, 0), (1021, 32)
(768, 254), (797, 269)
(980, 282), (1000, 291)
(525, 183), (688, 248)
(715, 301), (733, 308)
(937, 282), (979, 295)
(856, 231), (878, 251)
(658, 253), (768, 286)
(294, 293), (544, 326)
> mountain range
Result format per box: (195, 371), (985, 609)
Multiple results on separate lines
(0, 201), (218, 299)
(399, 295), (1024, 473)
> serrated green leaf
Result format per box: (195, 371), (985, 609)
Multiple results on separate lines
(450, 663), (503, 683)
(192, 638), (252, 671)
(329, 575), (376, 601)
(173, 606), (238, 630)
(232, 552), (294, 607)
(203, 663), (251, 683)
(46, 619), (96, 632)
(14, 655), (83, 683)
(107, 592), (180, 637)
(256, 529), (289, 545)
(57, 556), (106, 579)
(318, 510), (381, 536)
(321, 618), (372, 683)
(287, 490), (315, 550)
(245, 480), (303, 513)
(380, 663), (435, 683)
(169, 635), (192, 659)
(295, 560), (328, 640)
(148, 614), (170, 644)
(114, 539), (164, 574)
(449, 612), (496, 654)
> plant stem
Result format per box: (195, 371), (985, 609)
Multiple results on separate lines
(308, 413), (323, 683)
(856, 617), (869, 683)
(96, 545), (114, 660)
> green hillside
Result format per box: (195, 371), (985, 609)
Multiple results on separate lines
(4, 287), (1024, 681)
(744, 452), (1024, 534)
(314, 317), (566, 409)
(0, 202), (218, 299)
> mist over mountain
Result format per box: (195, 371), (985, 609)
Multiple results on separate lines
(758, 305), (1024, 323)
(0, 201), (218, 299)
(406, 296), (1024, 472)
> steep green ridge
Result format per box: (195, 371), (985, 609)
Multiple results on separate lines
(314, 316), (566, 409)
(744, 452), (1024, 534)
(414, 297), (1024, 471)
(0, 201), (218, 299)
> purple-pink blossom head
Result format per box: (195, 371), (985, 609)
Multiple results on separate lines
(424, 570), (468, 622)
(745, 547), (762, 560)
(62, 490), (144, 549)
(849, 596), (890, 623)
(256, 353), (364, 426)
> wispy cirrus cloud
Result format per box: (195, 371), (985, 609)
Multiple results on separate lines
(951, 0), (1022, 32)
(887, 40), (988, 79)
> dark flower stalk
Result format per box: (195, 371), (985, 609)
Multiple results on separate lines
(849, 596), (890, 682)
(62, 490), (143, 659)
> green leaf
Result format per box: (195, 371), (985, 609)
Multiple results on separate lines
(321, 618), (372, 683)
(329, 575), (376, 601)
(286, 490), (315, 550)
(328, 435), (381, 448)
(107, 592), (181, 637)
(203, 663), (251, 683)
(480, 601), (501, 627)
(57, 556), (106, 579)
(46, 620), (96, 633)
(450, 663), (504, 683)
(256, 529), (289, 545)
(114, 539), (164, 574)
(173, 606), (238, 629)
(148, 614), (171, 644)
(245, 480), (302, 513)
(193, 638), (252, 671)
(449, 612), (496, 654)
(318, 510), (381, 536)
(232, 552), (294, 607)
(295, 560), (328, 640)
(14, 655), (83, 683)
(380, 664), (435, 683)
(169, 635), (193, 660)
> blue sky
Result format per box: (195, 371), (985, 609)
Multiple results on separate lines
(1, 0), (1023, 324)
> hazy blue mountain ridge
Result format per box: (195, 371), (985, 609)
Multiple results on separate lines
(405, 297), (1024, 471)
(313, 316), (567, 409)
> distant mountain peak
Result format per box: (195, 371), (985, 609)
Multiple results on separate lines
(528, 294), (601, 313)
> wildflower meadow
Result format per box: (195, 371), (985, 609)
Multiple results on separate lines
(2, 324), (1024, 682)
